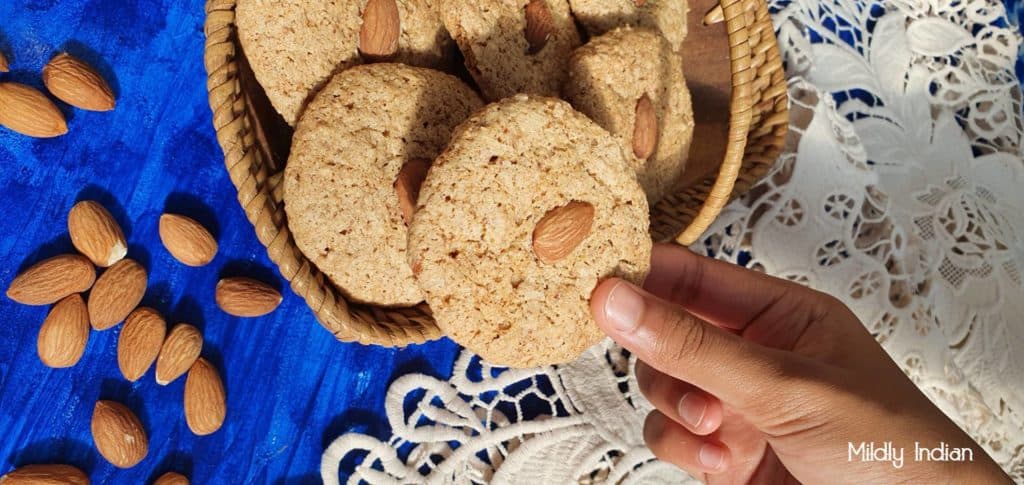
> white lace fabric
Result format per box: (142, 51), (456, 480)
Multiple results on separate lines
(323, 0), (1024, 482)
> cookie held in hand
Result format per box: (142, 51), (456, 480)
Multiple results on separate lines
(409, 95), (652, 367)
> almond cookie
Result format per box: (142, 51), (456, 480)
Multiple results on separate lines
(284, 64), (483, 306)
(237, 0), (455, 125)
(440, 0), (582, 101)
(409, 95), (652, 367)
(567, 0), (688, 51)
(565, 27), (694, 203)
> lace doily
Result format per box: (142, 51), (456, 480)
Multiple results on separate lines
(323, 0), (1024, 481)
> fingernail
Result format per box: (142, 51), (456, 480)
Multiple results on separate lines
(699, 442), (726, 471)
(603, 281), (644, 333)
(678, 392), (708, 429)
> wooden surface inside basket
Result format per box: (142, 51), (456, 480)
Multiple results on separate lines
(203, 0), (788, 347)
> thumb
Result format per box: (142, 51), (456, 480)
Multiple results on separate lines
(591, 278), (802, 411)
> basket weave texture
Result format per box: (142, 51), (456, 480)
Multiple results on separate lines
(202, 0), (788, 347)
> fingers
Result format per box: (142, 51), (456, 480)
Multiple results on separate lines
(592, 278), (795, 406)
(644, 410), (729, 478)
(643, 243), (819, 331)
(636, 361), (723, 436)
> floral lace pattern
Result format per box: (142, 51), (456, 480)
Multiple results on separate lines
(323, 0), (1024, 481)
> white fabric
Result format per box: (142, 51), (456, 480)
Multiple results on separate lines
(322, 0), (1024, 481)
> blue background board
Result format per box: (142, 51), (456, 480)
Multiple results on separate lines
(0, 1), (459, 482)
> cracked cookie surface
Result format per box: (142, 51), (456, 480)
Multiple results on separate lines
(567, 0), (688, 51)
(440, 0), (581, 101)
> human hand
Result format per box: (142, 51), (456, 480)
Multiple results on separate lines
(590, 243), (1010, 484)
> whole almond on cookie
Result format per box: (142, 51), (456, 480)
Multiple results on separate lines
(215, 277), (281, 317)
(91, 400), (147, 469)
(359, 0), (400, 59)
(7, 254), (95, 305)
(158, 214), (217, 267)
(37, 294), (90, 368)
(117, 307), (167, 382)
(524, 0), (554, 54)
(153, 472), (189, 485)
(154, 323), (202, 385)
(68, 200), (127, 267)
(42, 53), (116, 112)
(184, 358), (226, 436)
(532, 201), (595, 264)
(0, 464), (89, 484)
(88, 258), (147, 330)
(394, 158), (430, 225)
(0, 83), (68, 138)
(633, 93), (658, 159)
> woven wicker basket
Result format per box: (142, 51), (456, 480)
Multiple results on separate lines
(202, 0), (788, 347)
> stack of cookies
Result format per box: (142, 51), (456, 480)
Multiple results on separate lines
(238, 0), (695, 367)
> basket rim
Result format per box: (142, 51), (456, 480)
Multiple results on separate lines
(202, 0), (787, 347)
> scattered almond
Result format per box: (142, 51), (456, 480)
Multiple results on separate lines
(153, 472), (189, 485)
(68, 200), (127, 267)
(158, 214), (218, 267)
(6, 254), (95, 306)
(154, 323), (202, 385)
(532, 201), (595, 264)
(633, 93), (658, 159)
(117, 307), (167, 382)
(215, 277), (281, 317)
(36, 294), (90, 369)
(524, 0), (553, 54)
(0, 464), (89, 484)
(0, 50), (8, 73)
(394, 158), (430, 225)
(0, 83), (68, 138)
(184, 358), (226, 436)
(635, 0), (648, 6)
(91, 400), (148, 469)
(42, 53), (116, 112)
(359, 0), (401, 59)
(88, 258), (147, 330)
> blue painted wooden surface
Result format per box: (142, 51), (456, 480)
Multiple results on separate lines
(0, 1), (459, 483)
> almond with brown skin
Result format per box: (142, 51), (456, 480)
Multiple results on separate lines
(42, 53), (116, 112)
(635, 0), (648, 6)
(158, 214), (218, 267)
(633, 93), (658, 159)
(394, 158), (430, 225)
(37, 294), (90, 368)
(0, 50), (9, 73)
(184, 358), (226, 436)
(153, 472), (189, 485)
(117, 307), (167, 382)
(359, 0), (401, 59)
(154, 323), (202, 385)
(0, 464), (89, 484)
(88, 258), (147, 330)
(91, 400), (147, 469)
(524, 0), (553, 54)
(7, 255), (95, 306)
(0, 83), (68, 138)
(68, 200), (127, 267)
(532, 201), (595, 264)
(215, 277), (281, 317)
